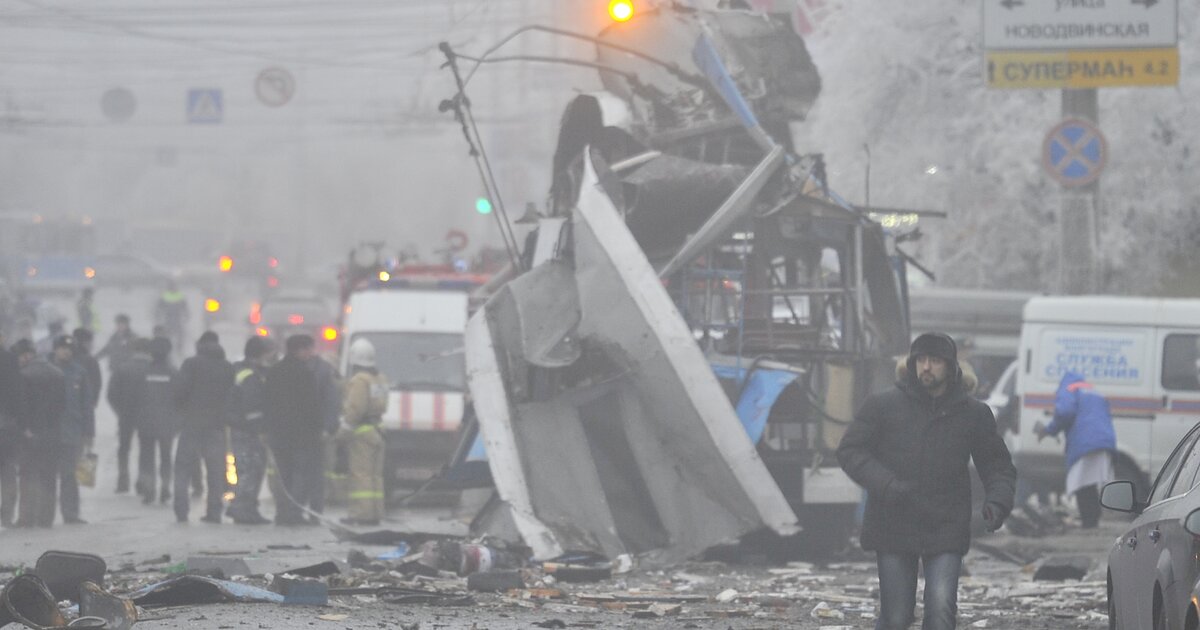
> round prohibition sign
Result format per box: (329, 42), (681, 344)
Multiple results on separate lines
(1042, 118), (1107, 188)
(255, 67), (296, 108)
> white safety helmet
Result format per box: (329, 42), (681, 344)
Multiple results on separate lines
(348, 338), (376, 368)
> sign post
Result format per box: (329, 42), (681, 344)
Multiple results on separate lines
(984, 0), (1178, 294)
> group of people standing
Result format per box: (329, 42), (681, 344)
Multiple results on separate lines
(0, 308), (391, 529)
(0, 327), (99, 527)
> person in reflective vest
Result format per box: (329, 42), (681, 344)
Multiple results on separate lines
(339, 338), (389, 526)
(227, 337), (274, 524)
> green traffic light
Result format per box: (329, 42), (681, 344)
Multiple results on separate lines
(475, 197), (493, 215)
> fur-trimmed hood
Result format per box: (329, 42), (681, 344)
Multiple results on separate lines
(895, 357), (978, 395)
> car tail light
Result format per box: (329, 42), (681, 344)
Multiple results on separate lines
(256, 327), (270, 337)
(288, 314), (304, 325)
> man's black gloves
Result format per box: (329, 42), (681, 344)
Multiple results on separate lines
(981, 501), (1009, 532)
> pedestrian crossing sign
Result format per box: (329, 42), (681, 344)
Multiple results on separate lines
(187, 88), (223, 124)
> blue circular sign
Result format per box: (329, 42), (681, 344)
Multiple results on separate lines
(1042, 118), (1107, 188)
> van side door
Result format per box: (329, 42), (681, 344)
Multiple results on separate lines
(1154, 331), (1200, 470)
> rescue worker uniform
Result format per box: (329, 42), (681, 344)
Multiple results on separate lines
(340, 340), (389, 525)
(172, 333), (234, 523)
(16, 348), (65, 527)
(227, 351), (270, 524)
(137, 339), (178, 504)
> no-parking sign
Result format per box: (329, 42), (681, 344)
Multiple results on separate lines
(1042, 118), (1107, 188)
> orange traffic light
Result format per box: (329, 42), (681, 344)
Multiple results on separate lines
(608, 0), (634, 22)
(218, 255), (233, 272)
(204, 298), (221, 313)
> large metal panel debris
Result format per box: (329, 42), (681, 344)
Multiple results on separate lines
(467, 151), (798, 565)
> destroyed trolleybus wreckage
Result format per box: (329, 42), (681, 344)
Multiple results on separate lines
(443, 6), (913, 567)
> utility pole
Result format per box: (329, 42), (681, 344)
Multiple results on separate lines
(1058, 88), (1099, 295)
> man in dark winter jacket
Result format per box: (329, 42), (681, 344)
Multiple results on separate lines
(172, 331), (234, 523)
(138, 338), (179, 504)
(838, 333), (1016, 630)
(265, 334), (324, 525)
(226, 337), (274, 524)
(72, 328), (102, 411)
(309, 350), (341, 515)
(0, 335), (23, 527)
(108, 338), (151, 496)
(13, 338), (65, 527)
(50, 335), (94, 525)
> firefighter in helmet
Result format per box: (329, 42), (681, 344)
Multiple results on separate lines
(339, 338), (389, 526)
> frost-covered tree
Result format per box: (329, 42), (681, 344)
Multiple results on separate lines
(797, 0), (1200, 295)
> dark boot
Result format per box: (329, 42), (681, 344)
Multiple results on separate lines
(115, 471), (129, 494)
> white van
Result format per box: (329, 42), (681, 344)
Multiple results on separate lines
(1013, 296), (1200, 497)
(340, 289), (470, 491)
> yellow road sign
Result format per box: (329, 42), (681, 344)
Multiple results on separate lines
(986, 47), (1178, 89)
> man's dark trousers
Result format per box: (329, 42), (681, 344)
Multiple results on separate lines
(55, 440), (83, 521)
(227, 428), (266, 519)
(116, 412), (137, 490)
(137, 433), (173, 502)
(272, 439), (322, 523)
(18, 442), (57, 526)
(173, 429), (225, 520)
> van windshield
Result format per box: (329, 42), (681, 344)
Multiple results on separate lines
(351, 332), (465, 392)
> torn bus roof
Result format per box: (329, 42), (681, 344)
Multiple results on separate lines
(465, 150), (798, 566)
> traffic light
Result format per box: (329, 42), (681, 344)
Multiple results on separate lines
(608, 0), (634, 22)
(218, 255), (233, 272)
(475, 197), (494, 215)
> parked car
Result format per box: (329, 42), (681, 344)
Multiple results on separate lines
(1102, 420), (1200, 630)
(252, 292), (339, 356)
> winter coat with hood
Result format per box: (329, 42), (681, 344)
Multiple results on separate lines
(172, 339), (234, 433)
(1044, 370), (1117, 470)
(837, 358), (1017, 556)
